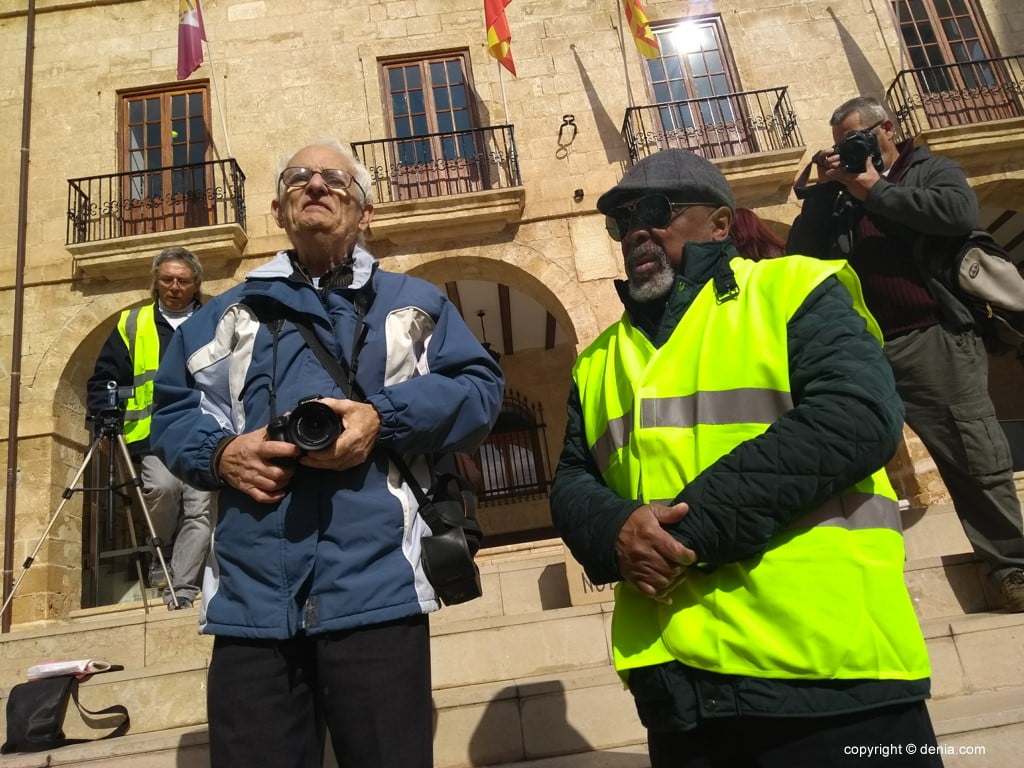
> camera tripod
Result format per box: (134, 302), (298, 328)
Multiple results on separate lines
(0, 422), (178, 619)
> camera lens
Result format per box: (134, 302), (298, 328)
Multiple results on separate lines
(289, 400), (341, 452)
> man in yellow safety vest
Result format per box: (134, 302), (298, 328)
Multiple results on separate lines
(551, 149), (940, 766)
(87, 247), (211, 610)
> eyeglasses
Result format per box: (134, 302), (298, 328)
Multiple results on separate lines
(605, 195), (711, 241)
(279, 166), (365, 197)
(157, 276), (196, 288)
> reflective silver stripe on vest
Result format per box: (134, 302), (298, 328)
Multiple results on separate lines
(790, 493), (902, 532)
(132, 370), (156, 388)
(592, 412), (633, 474)
(646, 492), (901, 533)
(124, 307), (140, 363)
(640, 388), (794, 429)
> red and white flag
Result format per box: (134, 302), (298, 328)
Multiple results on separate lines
(177, 0), (207, 80)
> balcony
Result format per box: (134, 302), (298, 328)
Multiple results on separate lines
(885, 54), (1024, 138)
(352, 125), (525, 244)
(66, 158), (248, 280)
(622, 86), (807, 202)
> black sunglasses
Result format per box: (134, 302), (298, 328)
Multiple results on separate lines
(605, 195), (711, 241)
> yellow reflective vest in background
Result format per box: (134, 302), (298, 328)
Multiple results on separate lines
(116, 304), (160, 445)
(572, 255), (929, 683)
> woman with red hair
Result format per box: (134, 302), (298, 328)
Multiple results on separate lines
(731, 207), (786, 261)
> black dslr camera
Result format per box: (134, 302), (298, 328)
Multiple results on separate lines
(836, 128), (884, 174)
(267, 396), (341, 452)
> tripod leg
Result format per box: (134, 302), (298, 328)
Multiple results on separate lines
(0, 438), (105, 620)
(111, 436), (182, 612)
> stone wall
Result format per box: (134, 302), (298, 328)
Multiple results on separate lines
(1, 0), (1022, 623)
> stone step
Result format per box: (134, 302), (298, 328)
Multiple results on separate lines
(3, 605), (1019, 746)
(901, 501), (974, 561)
(0, 662), (645, 768)
(2, 681), (1021, 768)
(922, 610), (1024, 700)
(929, 686), (1024, 767)
(1, 556), (1014, 698)
(905, 551), (1004, 620)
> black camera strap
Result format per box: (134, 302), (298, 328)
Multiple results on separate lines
(288, 318), (443, 520)
(241, 292), (473, 538)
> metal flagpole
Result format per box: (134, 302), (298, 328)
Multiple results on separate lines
(203, 38), (231, 158)
(3, 0), (36, 635)
(498, 60), (510, 125)
(616, 0), (636, 108)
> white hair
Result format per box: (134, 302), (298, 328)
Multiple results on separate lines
(273, 137), (373, 205)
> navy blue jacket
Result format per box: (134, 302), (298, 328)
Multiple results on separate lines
(151, 248), (503, 638)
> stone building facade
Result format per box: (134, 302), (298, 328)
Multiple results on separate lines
(1, 0), (1022, 625)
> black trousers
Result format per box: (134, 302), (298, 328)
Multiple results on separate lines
(647, 701), (943, 768)
(207, 615), (433, 768)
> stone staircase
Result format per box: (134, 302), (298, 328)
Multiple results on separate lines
(1, 502), (1023, 768)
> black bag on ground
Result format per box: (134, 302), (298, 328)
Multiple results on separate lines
(2, 675), (129, 754)
(914, 229), (1024, 350)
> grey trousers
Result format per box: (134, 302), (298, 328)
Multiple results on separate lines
(140, 453), (212, 604)
(885, 324), (1024, 579)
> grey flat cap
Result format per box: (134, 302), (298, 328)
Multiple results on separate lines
(597, 149), (735, 214)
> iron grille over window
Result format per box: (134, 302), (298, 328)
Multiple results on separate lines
(473, 390), (551, 506)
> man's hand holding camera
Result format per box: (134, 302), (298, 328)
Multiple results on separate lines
(297, 398), (380, 473)
(811, 123), (887, 201)
(216, 397), (381, 503)
(812, 147), (882, 202)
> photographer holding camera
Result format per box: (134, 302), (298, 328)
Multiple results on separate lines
(86, 247), (211, 611)
(788, 95), (1024, 611)
(150, 138), (503, 768)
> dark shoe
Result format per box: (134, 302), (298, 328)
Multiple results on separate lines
(167, 595), (194, 611)
(1000, 570), (1024, 612)
(148, 563), (173, 591)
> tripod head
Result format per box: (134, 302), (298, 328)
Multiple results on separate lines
(90, 380), (135, 439)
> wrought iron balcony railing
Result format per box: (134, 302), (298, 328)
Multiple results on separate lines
(66, 158), (246, 245)
(886, 54), (1024, 139)
(352, 125), (521, 204)
(622, 86), (803, 164)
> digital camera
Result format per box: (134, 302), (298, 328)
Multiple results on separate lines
(267, 397), (341, 452)
(836, 128), (883, 174)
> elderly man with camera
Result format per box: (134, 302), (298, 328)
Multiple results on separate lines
(789, 95), (1024, 612)
(87, 247), (211, 611)
(150, 138), (503, 768)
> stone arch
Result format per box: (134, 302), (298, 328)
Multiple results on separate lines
(23, 294), (152, 618)
(387, 239), (602, 351)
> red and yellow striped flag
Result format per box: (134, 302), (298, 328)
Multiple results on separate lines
(623, 0), (660, 61)
(485, 0), (516, 76)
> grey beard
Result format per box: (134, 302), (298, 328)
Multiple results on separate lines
(627, 248), (675, 302)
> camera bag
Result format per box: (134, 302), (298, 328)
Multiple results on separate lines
(239, 294), (485, 605)
(913, 229), (1024, 350)
(2, 675), (129, 754)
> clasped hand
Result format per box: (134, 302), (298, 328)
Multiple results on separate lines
(616, 502), (697, 603)
(216, 397), (381, 504)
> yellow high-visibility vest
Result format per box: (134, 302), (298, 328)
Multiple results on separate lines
(116, 304), (160, 444)
(573, 255), (929, 682)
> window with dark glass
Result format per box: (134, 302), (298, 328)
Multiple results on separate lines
(644, 16), (750, 157)
(118, 84), (212, 234)
(892, 0), (1020, 125)
(380, 52), (487, 199)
